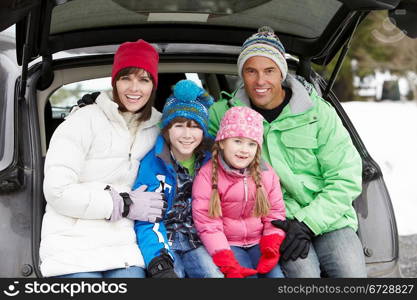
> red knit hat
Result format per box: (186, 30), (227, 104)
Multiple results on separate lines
(111, 39), (159, 88)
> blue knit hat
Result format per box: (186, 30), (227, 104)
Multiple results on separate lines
(161, 80), (214, 137)
(237, 26), (288, 81)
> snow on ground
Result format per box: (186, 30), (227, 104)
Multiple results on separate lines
(342, 100), (417, 236)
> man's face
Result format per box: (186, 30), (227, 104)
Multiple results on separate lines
(242, 56), (285, 110)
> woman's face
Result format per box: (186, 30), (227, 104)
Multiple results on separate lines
(115, 71), (153, 113)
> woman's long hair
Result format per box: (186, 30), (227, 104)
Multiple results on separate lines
(112, 67), (156, 123)
(209, 141), (270, 218)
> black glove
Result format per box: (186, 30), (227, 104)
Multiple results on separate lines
(77, 92), (100, 107)
(271, 219), (314, 261)
(147, 251), (178, 278)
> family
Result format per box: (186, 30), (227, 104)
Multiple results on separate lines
(40, 26), (367, 278)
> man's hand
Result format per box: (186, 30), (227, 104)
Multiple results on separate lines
(271, 219), (314, 261)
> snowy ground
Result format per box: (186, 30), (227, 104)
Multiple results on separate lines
(342, 100), (417, 236)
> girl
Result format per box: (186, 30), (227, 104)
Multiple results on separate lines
(41, 39), (165, 278)
(133, 80), (223, 278)
(192, 106), (286, 278)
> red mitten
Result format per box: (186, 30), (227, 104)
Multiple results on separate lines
(257, 234), (285, 274)
(212, 249), (257, 278)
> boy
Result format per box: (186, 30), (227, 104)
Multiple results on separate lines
(134, 80), (222, 278)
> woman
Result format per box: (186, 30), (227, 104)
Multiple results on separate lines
(40, 39), (165, 278)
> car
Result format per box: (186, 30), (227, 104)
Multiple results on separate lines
(1, 0), (416, 278)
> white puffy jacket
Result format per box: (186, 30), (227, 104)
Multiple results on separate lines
(40, 93), (161, 277)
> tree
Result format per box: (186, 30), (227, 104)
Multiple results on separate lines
(314, 11), (417, 101)
(50, 83), (85, 107)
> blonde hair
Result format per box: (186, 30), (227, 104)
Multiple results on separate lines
(209, 141), (270, 218)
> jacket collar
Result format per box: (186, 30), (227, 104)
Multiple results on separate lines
(154, 135), (174, 167)
(217, 152), (268, 178)
(233, 73), (313, 116)
(154, 135), (211, 172)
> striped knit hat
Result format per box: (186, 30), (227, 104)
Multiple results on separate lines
(237, 26), (288, 81)
(161, 80), (214, 137)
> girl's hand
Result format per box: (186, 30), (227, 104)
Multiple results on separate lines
(212, 249), (257, 278)
(257, 234), (284, 274)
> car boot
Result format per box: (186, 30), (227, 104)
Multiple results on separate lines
(147, 252), (178, 278)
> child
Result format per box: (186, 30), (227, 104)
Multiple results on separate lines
(133, 80), (223, 278)
(192, 106), (286, 278)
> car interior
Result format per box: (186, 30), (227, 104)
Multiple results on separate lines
(39, 61), (240, 154)
(31, 54), (344, 274)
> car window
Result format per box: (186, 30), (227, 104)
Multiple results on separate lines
(45, 77), (112, 148)
(49, 77), (112, 119)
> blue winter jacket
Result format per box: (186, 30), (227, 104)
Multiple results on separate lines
(133, 135), (211, 266)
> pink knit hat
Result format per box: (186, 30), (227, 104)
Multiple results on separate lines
(215, 106), (264, 146)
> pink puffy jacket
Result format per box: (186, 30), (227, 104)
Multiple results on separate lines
(192, 156), (286, 256)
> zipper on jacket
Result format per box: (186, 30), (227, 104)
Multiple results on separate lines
(128, 153), (132, 170)
(240, 177), (249, 216)
(244, 177), (248, 203)
(242, 177), (249, 245)
(128, 128), (137, 170)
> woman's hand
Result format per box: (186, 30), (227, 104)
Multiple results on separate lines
(108, 185), (166, 222)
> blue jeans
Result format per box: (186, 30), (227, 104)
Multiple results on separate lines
(230, 244), (285, 278)
(171, 232), (223, 278)
(55, 266), (146, 278)
(280, 227), (367, 278)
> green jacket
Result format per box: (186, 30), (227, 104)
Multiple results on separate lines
(208, 75), (362, 235)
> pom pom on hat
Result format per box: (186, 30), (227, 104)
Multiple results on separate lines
(173, 80), (202, 102)
(161, 80), (214, 137)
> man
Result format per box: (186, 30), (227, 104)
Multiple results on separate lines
(208, 26), (367, 278)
